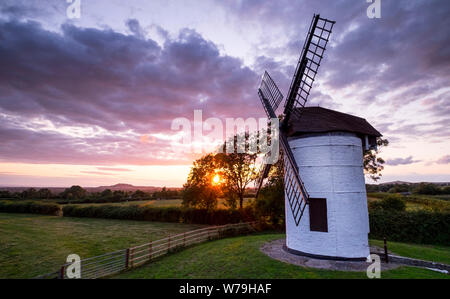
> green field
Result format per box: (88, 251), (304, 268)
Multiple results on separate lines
(66, 198), (253, 209)
(0, 213), (205, 278)
(367, 193), (450, 212)
(115, 233), (449, 279)
(1, 212), (449, 279)
(72, 199), (183, 208)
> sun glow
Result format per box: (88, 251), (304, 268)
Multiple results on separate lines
(212, 174), (221, 185)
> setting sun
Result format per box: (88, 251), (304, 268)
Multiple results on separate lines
(212, 174), (221, 185)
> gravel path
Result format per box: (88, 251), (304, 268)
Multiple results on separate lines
(260, 239), (401, 272)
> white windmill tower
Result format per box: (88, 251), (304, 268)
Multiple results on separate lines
(256, 14), (382, 260)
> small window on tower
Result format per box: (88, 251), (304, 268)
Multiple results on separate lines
(309, 198), (328, 232)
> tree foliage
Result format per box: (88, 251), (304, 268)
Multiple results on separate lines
(363, 137), (389, 181)
(216, 137), (258, 209)
(182, 133), (259, 210)
(60, 185), (87, 200)
(413, 183), (441, 195)
(182, 154), (219, 210)
(369, 194), (406, 212)
(253, 158), (284, 225)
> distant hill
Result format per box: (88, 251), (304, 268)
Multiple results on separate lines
(378, 181), (450, 186)
(379, 181), (413, 185)
(87, 184), (181, 193)
(0, 184), (182, 194)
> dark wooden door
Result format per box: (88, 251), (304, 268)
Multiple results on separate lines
(309, 198), (328, 232)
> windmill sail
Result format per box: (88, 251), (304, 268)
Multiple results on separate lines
(283, 14), (335, 126)
(255, 160), (272, 198)
(255, 72), (284, 197)
(255, 14), (335, 226)
(280, 133), (309, 226)
(260, 71), (284, 114)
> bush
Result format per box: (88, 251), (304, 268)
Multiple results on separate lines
(369, 194), (406, 212)
(413, 183), (441, 195)
(369, 210), (450, 245)
(62, 205), (256, 225)
(252, 182), (284, 227)
(0, 200), (60, 216)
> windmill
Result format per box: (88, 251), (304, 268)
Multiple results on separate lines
(255, 14), (381, 260)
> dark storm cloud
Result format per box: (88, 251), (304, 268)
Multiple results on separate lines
(0, 19), (261, 165)
(218, 0), (450, 108)
(0, 1), (449, 167)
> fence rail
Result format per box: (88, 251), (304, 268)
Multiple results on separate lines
(35, 222), (257, 279)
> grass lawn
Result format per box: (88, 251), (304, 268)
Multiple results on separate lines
(0, 213), (205, 278)
(115, 233), (449, 279)
(370, 239), (450, 265)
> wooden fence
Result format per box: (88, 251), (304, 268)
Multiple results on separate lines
(35, 222), (257, 279)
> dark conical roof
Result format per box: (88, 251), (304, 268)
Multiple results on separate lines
(287, 107), (382, 137)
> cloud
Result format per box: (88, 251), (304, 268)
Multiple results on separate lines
(386, 156), (421, 166)
(126, 18), (146, 38)
(0, 0), (449, 173)
(97, 167), (132, 172)
(0, 19), (261, 165)
(218, 0), (450, 131)
(80, 171), (115, 176)
(436, 155), (450, 165)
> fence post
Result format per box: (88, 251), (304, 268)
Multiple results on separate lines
(59, 265), (65, 279)
(384, 237), (389, 264)
(125, 248), (130, 269)
(168, 235), (171, 252)
(183, 232), (186, 247)
(130, 248), (135, 267)
(149, 242), (152, 260)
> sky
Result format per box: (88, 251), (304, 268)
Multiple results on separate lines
(0, 0), (449, 187)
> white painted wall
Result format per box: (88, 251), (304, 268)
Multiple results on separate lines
(285, 132), (370, 259)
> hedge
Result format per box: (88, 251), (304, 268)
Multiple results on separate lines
(0, 200), (60, 216)
(62, 205), (256, 225)
(369, 210), (450, 246)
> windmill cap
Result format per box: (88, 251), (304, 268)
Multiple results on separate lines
(287, 106), (382, 138)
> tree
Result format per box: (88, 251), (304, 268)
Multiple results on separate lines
(253, 158), (285, 225)
(413, 183), (441, 195)
(60, 185), (87, 200)
(442, 186), (450, 195)
(216, 151), (257, 209)
(37, 188), (52, 199)
(0, 190), (11, 198)
(388, 184), (410, 193)
(21, 188), (38, 199)
(112, 190), (126, 201)
(216, 133), (258, 209)
(363, 137), (389, 181)
(369, 194), (406, 212)
(182, 154), (219, 210)
(101, 189), (113, 198)
(132, 190), (147, 199)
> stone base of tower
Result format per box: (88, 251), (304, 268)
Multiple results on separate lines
(283, 245), (367, 261)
